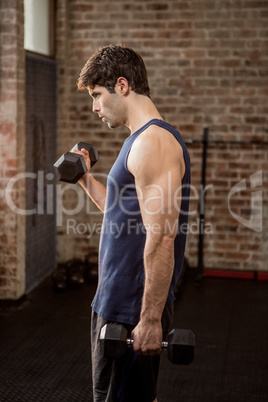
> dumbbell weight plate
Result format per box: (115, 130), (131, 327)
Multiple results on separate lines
(54, 142), (99, 183)
(167, 329), (195, 365)
(100, 323), (128, 358)
(54, 152), (88, 183)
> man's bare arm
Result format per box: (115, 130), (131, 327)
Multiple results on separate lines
(74, 148), (107, 212)
(127, 126), (185, 355)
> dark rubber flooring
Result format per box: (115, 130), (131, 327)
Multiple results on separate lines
(0, 270), (267, 402)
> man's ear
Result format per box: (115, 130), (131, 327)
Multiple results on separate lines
(116, 77), (130, 95)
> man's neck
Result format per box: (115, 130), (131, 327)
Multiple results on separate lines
(125, 93), (163, 134)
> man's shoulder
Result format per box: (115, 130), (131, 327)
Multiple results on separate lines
(134, 122), (183, 155)
(128, 121), (185, 178)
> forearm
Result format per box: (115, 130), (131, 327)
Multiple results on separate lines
(140, 233), (175, 324)
(78, 172), (107, 212)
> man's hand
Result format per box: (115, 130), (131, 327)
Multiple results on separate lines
(73, 148), (91, 175)
(131, 320), (163, 356)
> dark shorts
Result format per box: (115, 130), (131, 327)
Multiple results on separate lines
(91, 304), (174, 402)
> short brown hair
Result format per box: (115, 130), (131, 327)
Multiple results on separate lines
(77, 44), (150, 97)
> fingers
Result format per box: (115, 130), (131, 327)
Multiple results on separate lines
(132, 335), (161, 357)
(131, 324), (162, 357)
(81, 148), (89, 156)
(73, 148), (91, 172)
(135, 345), (161, 357)
(73, 148), (88, 157)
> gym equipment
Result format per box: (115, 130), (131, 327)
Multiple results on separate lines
(52, 263), (68, 292)
(100, 323), (195, 365)
(184, 130), (268, 286)
(84, 251), (98, 283)
(54, 142), (99, 183)
(52, 259), (86, 291)
(65, 258), (85, 288)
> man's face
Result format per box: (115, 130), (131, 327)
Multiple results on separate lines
(89, 85), (126, 129)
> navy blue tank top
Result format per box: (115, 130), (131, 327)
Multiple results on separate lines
(91, 119), (191, 326)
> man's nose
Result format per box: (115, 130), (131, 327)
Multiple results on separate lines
(92, 100), (100, 113)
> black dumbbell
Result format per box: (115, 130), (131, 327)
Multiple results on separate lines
(100, 323), (195, 365)
(54, 142), (99, 183)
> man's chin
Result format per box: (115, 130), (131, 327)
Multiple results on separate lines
(107, 122), (119, 129)
(103, 117), (122, 129)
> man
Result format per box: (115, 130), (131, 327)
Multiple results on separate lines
(76, 44), (191, 402)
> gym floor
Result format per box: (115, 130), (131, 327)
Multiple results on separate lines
(0, 270), (267, 402)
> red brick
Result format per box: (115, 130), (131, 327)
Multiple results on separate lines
(213, 243), (238, 250)
(0, 123), (15, 135)
(184, 50), (206, 58)
(245, 117), (267, 124)
(245, 1), (268, 7)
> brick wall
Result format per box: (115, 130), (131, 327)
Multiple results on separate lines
(187, 141), (267, 271)
(55, 0), (267, 274)
(0, 0), (266, 300)
(0, 0), (26, 299)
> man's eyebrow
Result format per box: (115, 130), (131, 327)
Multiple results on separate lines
(89, 90), (98, 98)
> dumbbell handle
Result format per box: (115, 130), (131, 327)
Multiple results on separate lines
(126, 339), (168, 349)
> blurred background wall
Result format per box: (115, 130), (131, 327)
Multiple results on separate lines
(0, 0), (267, 300)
